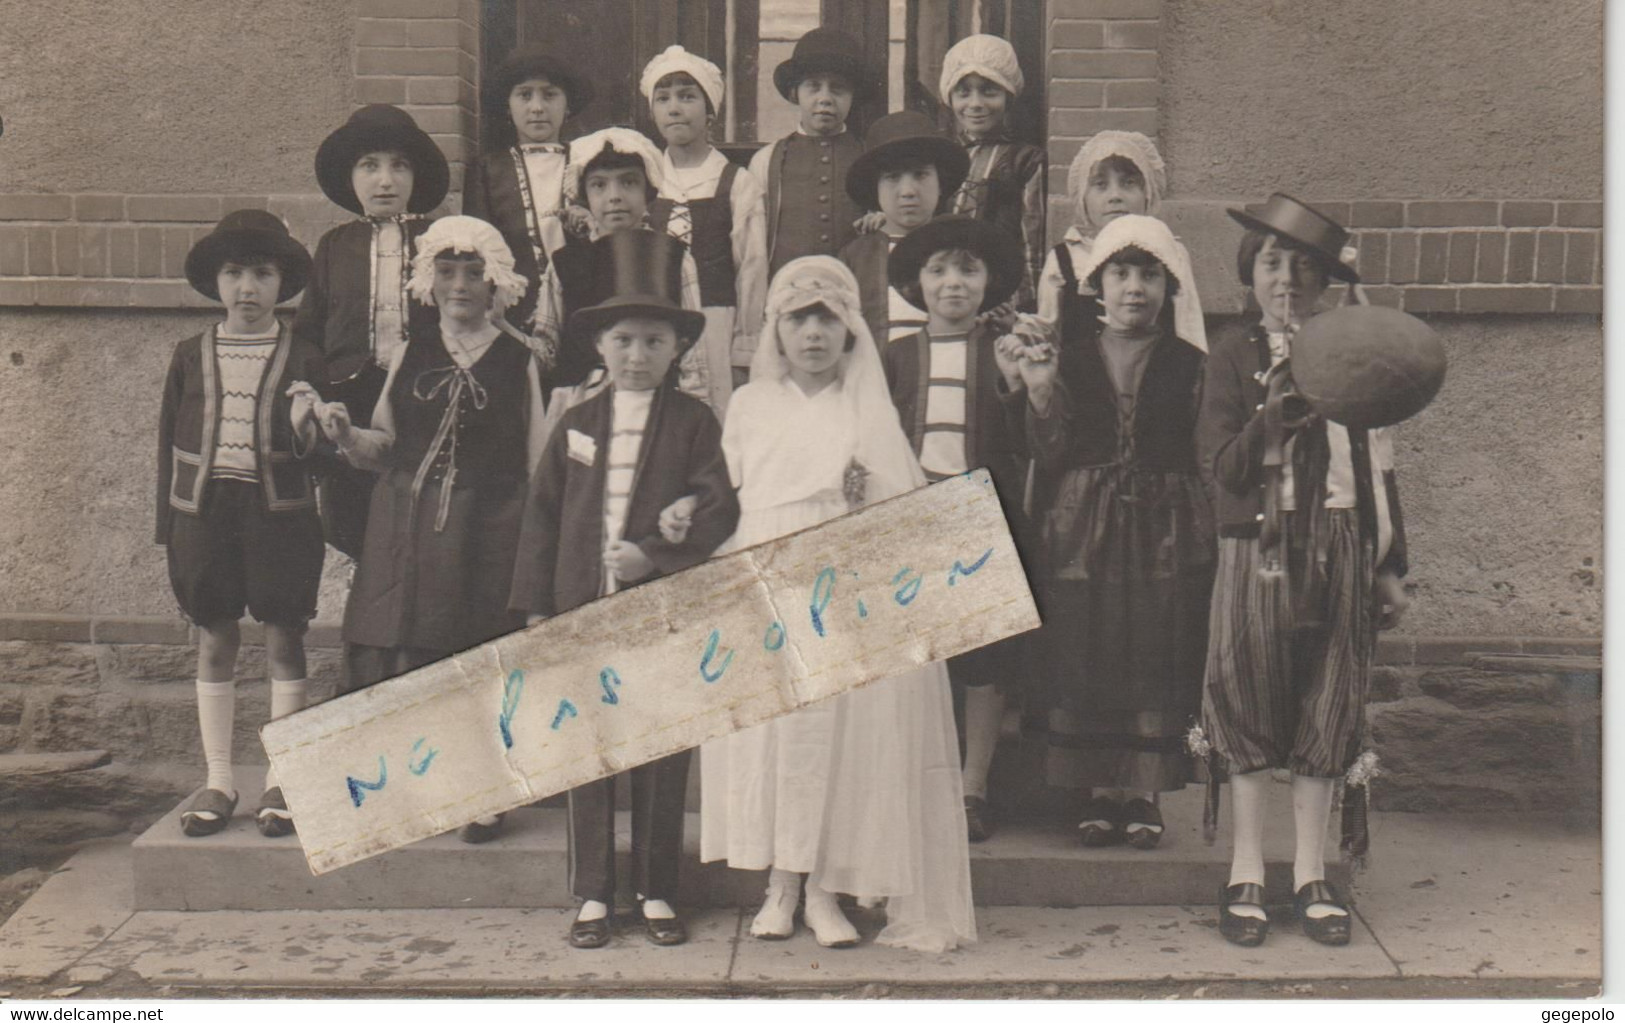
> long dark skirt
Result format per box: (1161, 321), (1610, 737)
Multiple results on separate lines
(1039, 466), (1213, 792)
(1201, 509), (1376, 779)
(343, 468), (527, 656)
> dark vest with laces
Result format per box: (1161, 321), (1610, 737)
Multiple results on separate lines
(388, 331), (531, 487)
(649, 161), (739, 307)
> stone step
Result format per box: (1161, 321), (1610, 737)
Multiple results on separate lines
(133, 768), (1346, 911)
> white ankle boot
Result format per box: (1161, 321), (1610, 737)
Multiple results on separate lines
(802, 883), (859, 948)
(750, 869), (800, 939)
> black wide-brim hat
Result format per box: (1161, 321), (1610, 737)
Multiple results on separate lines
(1227, 192), (1360, 284)
(315, 104), (450, 215)
(845, 110), (970, 211)
(184, 209), (312, 303)
(888, 214), (1023, 313)
(773, 27), (874, 102)
(566, 229), (708, 351)
(486, 47), (596, 118)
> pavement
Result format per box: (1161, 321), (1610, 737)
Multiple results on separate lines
(0, 809), (1601, 999)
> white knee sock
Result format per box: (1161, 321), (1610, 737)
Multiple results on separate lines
(962, 686), (1004, 800)
(196, 679), (236, 795)
(1227, 771), (1269, 919)
(1292, 774), (1345, 917)
(262, 678), (307, 791)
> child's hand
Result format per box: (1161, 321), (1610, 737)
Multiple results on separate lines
(658, 495), (698, 544)
(976, 301), (1018, 335)
(318, 402), (354, 446)
(605, 540), (655, 583)
(286, 381), (322, 431)
(992, 332), (1026, 390)
(559, 204), (594, 237)
(1372, 570), (1410, 630)
(853, 210), (887, 235)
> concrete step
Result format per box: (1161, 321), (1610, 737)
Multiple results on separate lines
(133, 768), (1345, 911)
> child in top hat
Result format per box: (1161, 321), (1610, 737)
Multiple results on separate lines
(998, 214), (1215, 851)
(839, 111), (969, 345)
(464, 48), (595, 335)
(880, 214), (1032, 843)
(1196, 193), (1410, 950)
(292, 104), (451, 559)
(748, 27), (871, 275)
(510, 229), (740, 949)
(159, 210), (326, 839)
(531, 128), (711, 409)
(642, 45), (768, 399)
(1037, 131), (1206, 352)
(939, 34), (1047, 313)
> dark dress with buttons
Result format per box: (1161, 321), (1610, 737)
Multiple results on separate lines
(342, 330), (532, 689)
(757, 132), (864, 275)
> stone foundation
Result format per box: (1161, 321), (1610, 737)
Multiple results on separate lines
(0, 613), (1601, 870)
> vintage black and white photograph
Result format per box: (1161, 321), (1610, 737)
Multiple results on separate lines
(0, 0), (1607, 1008)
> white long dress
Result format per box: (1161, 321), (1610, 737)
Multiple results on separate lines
(699, 373), (976, 953)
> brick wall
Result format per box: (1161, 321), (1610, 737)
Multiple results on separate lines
(0, 0), (479, 312)
(1043, 0), (1604, 317)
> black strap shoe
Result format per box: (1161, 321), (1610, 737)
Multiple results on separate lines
(568, 916), (612, 949)
(1219, 882), (1270, 947)
(641, 908), (688, 946)
(1294, 880), (1352, 946)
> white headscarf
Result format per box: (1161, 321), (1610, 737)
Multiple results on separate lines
(406, 215), (528, 312)
(1065, 130), (1167, 232)
(1074, 214), (1206, 352)
(747, 256), (926, 507)
(938, 34), (1024, 101)
(640, 44), (725, 114)
(564, 127), (666, 202)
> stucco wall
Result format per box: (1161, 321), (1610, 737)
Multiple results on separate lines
(0, 305), (1601, 637)
(0, 1), (355, 194)
(0, 309), (348, 619)
(1158, 0), (1603, 200)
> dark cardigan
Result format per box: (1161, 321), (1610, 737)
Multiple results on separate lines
(1196, 318), (1408, 576)
(880, 322), (1028, 502)
(291, 218), (438, 385)
(156, 325), (328, 544)
(462, 148), (549, 329)
(508, 385), (739, 617)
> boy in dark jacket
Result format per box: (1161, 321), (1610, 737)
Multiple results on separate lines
(292, 104), (449, 557)
(510, 229), (739, 949)
(158, 211), (326, 840)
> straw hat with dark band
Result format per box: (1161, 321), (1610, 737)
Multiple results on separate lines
(1227, 192), (1360, 284)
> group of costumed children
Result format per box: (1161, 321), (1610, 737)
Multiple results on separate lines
(155, 26), (1410, 955)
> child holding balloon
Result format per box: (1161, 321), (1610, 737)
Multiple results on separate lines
(1195, 194), (1413, 949)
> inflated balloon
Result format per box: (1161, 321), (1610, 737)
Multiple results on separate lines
(1291, 305), (1447, 429)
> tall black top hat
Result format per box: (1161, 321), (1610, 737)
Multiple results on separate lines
(773, 27), (874, 102)
(845, 110), (970, 211)
(1227, 192), (1360, 283)
(566, 229), (708, 349)
(888, 214), (1024, 313)
(184, 209), (312, 303)
(487, 48), (596, 118)
(314, 105), (451, 215)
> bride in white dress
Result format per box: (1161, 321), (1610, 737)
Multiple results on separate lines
(697, 256), (975, 953)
